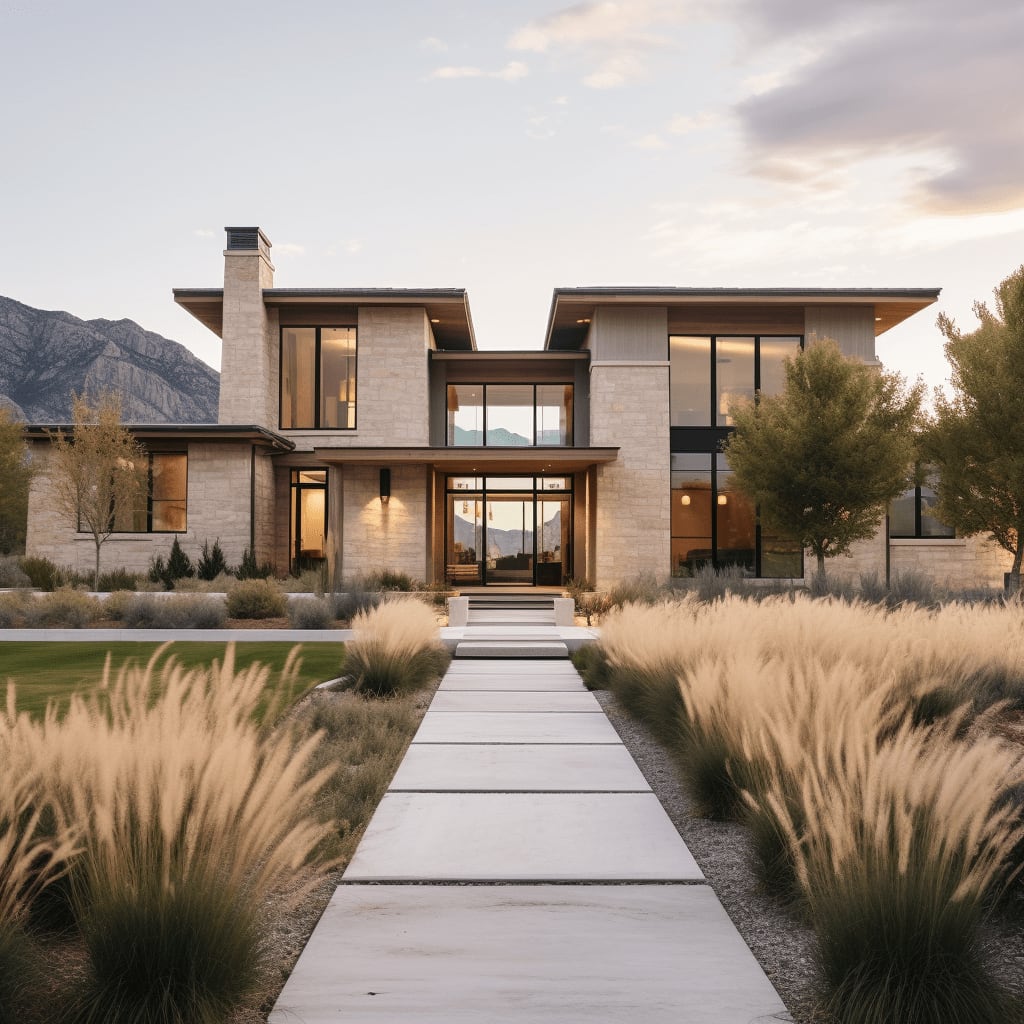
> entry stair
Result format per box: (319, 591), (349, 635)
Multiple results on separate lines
(456, 593), (569, 660)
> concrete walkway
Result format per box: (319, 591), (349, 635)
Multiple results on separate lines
(269, 603), (790, 1023)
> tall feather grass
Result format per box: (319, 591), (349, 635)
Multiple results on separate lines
(344, 599), (449, 697)
(37, 646), (335, 1024)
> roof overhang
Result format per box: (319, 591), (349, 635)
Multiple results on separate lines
(23, 424), (295, 452)
(544, 287), (942, 350)
(173, 287), (476, 350)
(310, 446), (618, 473)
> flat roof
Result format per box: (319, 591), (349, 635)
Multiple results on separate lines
(173, 288), (476, 351)
(24, 424), (295, 451)
(545, 287), (942, 350)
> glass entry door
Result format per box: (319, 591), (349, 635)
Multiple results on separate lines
(445, 476), (572, 586)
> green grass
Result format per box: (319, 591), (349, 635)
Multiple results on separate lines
(0, 642), (343, 721)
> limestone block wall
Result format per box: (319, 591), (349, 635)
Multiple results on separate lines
(252, 452), (277, 567)
(24, 443), (258, 577)
(340, 464), (429, 582)
(219, 251), (278, 428)
(589, 364), (670, 587)
(282, 307), (432, 454)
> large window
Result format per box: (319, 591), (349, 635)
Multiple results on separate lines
(670, 335), (801, 427)
(671, 453), (801, 578)
(446, 384), (573, 446)
(280, 327), (357, 429)
(90, 453), (187, 534)
(890, 478), (954, 538)
(290, 469), (328, 572)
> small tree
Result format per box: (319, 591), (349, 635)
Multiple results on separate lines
(197, 539), (229, 580)
(0, 408), (33, 554)
(49, 393), (147, 591)
(924, 266), (1024, 591)
(724, 339), (923, 580)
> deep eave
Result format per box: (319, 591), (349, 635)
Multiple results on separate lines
(544, 286), (943, 350)
(309, 446), (618, 474)
(173, 287), (477, 351)
(23, 424), (295, 451)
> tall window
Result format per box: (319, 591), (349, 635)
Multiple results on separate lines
(290, 469), (328, 572)
(97, 452), (187, 533)
(890, 478), (955, 538)
(280, 327), (357, 429)
(670, 336), (801, 427)
(446, 384), (574, 446)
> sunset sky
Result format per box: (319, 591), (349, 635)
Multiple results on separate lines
(3, 0), (1021, 400)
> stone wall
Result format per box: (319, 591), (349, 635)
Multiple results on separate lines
(589, 363), (671, 587)
(340, 464), (429, 582)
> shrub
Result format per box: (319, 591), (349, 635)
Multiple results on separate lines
(96, 567), (139, 592)
(288, 596), (336, 630)
(106, 594), (227, 629)
(279, 567), (329, 594)
(0, 593), (29, 629)
(606, 573), (665, 609)
(19, 556), (67, 592)
(147, 554), (169, 590)
(196, 539), (229, 581)
(0, 557), (30, 590)
(363, 569), (417, 592)
(344, 599), (449, 697)
(226, 580), (287, 620)
(331, 583), (382, 622)
(570, 644), (612, 690)
(21, 590), (102, 628)
(236, 547), (274, 581)
(166, 537), (194, 583)
(49, 647), (334, 1024)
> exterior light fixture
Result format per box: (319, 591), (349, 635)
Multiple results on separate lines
(431, 318), (441, 324)
(379, 468), (391, 505)
(680, 494), (691, 506)
(717, 494), (728, 506)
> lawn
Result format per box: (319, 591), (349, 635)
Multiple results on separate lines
(0, 641), (345, 720)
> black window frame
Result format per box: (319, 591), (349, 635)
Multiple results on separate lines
(279, 325), (358, 431)
(289, 468), (329, 573)
(445, 383), (575, 447)
(889, 481), (956, 539)
(77, 451), (188, 535)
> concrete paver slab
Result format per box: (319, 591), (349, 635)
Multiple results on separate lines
(343, 792), (703, 881)
(412, 711), (621, 744)
(439, 672), (587, 691)
(456, 641), (569, 658)
(429, 690), (602, 713)
(388, 743), (652, 792)
(445, 659), (580, 674)
(270, 885), (787, 1024)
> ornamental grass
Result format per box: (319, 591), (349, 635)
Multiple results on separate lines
(344, 598), (449, 697)
(41, 646), (334, 1024)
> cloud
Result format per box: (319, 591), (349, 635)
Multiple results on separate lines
(633, 132), (668, 150)
(509, 0), (698, 87)
(419, 36), (447, 52)
(275, 243), (305, 256)
(668, 111), (715, 135)
(431, 61), (528, 82)
(735, 1), (1024, 213)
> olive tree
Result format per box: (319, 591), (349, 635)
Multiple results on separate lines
(723, 338), (923, 580)
(0, 407), (33, 554)
(923, 266), (1024, 590)
(49, 393), (147, 591)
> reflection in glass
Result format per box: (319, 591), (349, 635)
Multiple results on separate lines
(486, 385), (534, 446)
(759, 337), (800, 398)
(536, 384), (573, 445)
(290, 468), (327, 572)
(670, 336), (712, 426)
(151, 453), (188, 532)
(889, 489), (917, 537)
(280, 328), (316, 429)
(715, 464), (755, 574)
(447, 385), (484, 445)
(671, 454), (712, 575)
(920, 484), (954, 537)
(320, 328), (357, 429)
(716, 337), (755, 426)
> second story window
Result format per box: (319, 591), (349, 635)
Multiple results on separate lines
(889, 478), (955, 539)
(280, 327), (357, 430)
(447, 384), (574, 446)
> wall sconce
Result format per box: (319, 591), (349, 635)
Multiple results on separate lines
(680, 494), (691, 506)
(379, 468), (391, 505)
(717, 494), (728, 506)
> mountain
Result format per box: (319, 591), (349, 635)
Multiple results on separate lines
(452, 508), (562, 558)
(0, 295), (219, 423)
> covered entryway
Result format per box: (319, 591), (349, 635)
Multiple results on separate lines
(445, 475), (571, 587)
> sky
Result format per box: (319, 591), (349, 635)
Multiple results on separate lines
(3, 0), (1022, 402)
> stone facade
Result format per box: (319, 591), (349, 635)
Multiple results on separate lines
(340, 464), (429, 582)
(589, 363), (671, 588)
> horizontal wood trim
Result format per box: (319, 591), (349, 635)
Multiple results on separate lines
(667, 305), (805, 334)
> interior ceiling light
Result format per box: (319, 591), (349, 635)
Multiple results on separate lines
(576, 318), (590, 324)
(681, 494), (691, 506)
(431, 318), (441, 323)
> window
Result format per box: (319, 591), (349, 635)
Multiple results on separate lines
(889, 479), (955, 538)
(290, 469), (328, 572)
(90, 453), (187, 533)
(280, 327), (356, 429)
(670, 335), (801, 427)
(446, 384), (574, 446)
(670, 453), (801, 578)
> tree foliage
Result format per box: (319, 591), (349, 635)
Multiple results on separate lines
(0, 408), (33, 554)
(49, 393), (147, 591)
(923, 265), (1024, 588)
(723, 339), (923, 578)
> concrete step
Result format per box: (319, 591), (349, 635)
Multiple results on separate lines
(455, 641), (569, 659)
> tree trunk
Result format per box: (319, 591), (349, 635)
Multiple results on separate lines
(815, 550), (826, 582)
(1008, 545), (1023, 594)
(94, 537), (101, 593)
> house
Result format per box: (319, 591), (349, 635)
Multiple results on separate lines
(23, 227), (1013, 589)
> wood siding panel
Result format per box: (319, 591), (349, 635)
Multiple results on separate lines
(591, 307), (668, 362)
(805, 306), (876, 362)
(667, 305), (804, 335)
